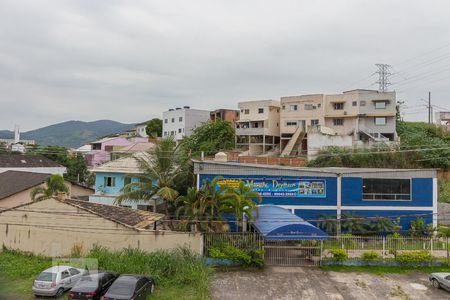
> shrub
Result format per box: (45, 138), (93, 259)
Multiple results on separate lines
(396, 250), (432, 265)
(208, 245), (264, 267)
(361, 251), (380, 261)
(329, 249), (348, 261)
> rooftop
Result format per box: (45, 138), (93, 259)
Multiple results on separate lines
(0, 155), (64, 169)
(0, 171), (50, 200)
(64, 198), (165, 230)
(91, 152), (150, 174)
(113, 142), (155, 153)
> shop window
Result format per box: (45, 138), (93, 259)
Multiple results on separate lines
(362, 178), (411, 200)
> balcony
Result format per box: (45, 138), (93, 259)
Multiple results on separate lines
(236, 127), (266, 136)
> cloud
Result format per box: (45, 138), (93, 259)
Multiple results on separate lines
(0, 0), (449, 130)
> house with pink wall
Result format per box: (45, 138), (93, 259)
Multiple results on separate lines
(85, 137), (131, 167)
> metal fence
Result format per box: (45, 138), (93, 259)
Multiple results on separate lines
(202, 233), (450, 266)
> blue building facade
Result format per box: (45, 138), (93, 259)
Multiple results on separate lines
(194, 161), (437, 232)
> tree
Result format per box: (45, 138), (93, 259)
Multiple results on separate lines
(30, 174), (69, 201)
(368, 216), (394, 233)
(220, 181), (261, 231)
(340, 213), (366, 235)
(317, 214), (338, 234)
(145, 118), (163, 138)
(117, 137), (192, 216)
(181, 120), (235, 156)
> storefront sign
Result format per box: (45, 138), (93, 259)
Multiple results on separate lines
(216, 178), (326, 198)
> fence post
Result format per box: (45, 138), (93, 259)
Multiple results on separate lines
(447, 238), (449, 264)
(382, 236), (386, 259)
(430, 238), (433, 256)
(320, 240), (323, 265)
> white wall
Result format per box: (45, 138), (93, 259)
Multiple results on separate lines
(307, 132), (353, 160)
(162, 108), (210, 141)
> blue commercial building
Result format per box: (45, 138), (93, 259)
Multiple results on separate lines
(193, 160), (438, 232)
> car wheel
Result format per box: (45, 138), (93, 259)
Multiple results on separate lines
(432, 279), (441, 289)
(55, 287), (64, 298)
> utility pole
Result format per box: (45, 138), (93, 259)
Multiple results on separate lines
(428, 92), (432, 124)
(375, 64), (392, 92)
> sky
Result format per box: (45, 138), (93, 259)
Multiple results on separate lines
(0, 0), (450, 131)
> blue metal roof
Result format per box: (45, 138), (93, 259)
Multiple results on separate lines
(252, 205), (328, 241)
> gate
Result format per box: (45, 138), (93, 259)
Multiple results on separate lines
(264, 240), (322, 266)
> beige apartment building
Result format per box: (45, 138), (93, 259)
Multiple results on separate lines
(235, 100), (280, 155)
(236, 90), (397, 157)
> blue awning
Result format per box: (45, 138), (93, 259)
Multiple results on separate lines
(251, 205), (328, 241)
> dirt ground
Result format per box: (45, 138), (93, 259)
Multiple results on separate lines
(210, 267), (450, 300)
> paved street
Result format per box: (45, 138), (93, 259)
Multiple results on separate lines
(210, 267), (449, 300)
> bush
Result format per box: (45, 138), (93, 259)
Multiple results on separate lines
(361, 251), (381, 261)
(208, 245), (264, 267)
(87, 245), (212, 297)
(396, 250), (432, 265)
(330, 249), (348, 261)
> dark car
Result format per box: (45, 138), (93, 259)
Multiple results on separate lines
(68, 272), (118, 300)
(101, 275), (154, 300)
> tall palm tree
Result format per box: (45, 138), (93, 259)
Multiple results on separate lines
(31, 174), (69, 201)
(369, 216), (394, 233)
(117, 137), (191, 216)
(340, 213), (366, 235)
(317, 214), (338, 234)
(220, 181), (261, 231)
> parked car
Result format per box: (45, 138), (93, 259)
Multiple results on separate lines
(430, 272), (450, 291)
(32, 265), (84, 297)
(101, 275), (155, 300)
(68, 272), (118, 300)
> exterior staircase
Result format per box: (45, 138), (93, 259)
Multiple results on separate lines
(281, 127), (305, 156)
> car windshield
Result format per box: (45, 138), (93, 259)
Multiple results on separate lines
(108, 281), (135, 296)
(36, 272), (56, 282)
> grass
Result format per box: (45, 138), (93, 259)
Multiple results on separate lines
(320, 264), (450, 275)
(0, 246), (213, 300)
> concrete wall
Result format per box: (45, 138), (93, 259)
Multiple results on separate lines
(307, 132), (353, 160)
(0, 198), (202, 257)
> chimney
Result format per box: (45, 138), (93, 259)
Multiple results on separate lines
(14, 125), (20, 144)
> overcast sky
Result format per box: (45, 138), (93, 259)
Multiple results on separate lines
(1, 0), (449, 131)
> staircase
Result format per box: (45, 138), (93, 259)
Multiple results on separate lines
(281, 127), (305, 156)
(360, 127), (388, 142)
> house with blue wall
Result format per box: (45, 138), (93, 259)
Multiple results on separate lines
(89, 152), (158, 212)
(193, 160), (437, 232)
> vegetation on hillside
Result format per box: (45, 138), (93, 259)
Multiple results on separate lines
(308, 121), (450, 169)
(181, 120), (235, 157)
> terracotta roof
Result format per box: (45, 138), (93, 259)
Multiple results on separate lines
(0, 171), (50, 200)
(0, 155), (63, 168)
(64, 199), (165, 230)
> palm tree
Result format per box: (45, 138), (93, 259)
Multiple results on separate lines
(117, 137), (190, 216)
(369, 216), (394, 233)
(340, 213), (366, 235)
(220, 181), (261, 231)
(31, 174), (69, 201)
(317, 214), (338, 234)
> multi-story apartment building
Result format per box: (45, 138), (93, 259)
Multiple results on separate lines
(210, 109), (240, 126)
(162, 106), (211, 141)
(235, 100), (280, 155)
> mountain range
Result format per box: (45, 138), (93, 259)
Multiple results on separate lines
(0, 120), (135, 148)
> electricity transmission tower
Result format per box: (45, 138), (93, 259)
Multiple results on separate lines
(375, 63), (392, 92)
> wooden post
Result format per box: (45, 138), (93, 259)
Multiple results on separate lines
(382, 236), (386, 259)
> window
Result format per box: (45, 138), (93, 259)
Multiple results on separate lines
(375, 117), (387, 125)
(290, 105), (298, 111)
(61, 270), (70, 279)
(333, 103), (344, 110)
(282, 105), (286, 110)
(333, 118), (344, 126)
(311, 119), (319, 126)
(258, 108), (264, 114)
(179, 117), (183, 122)
(92, 143), (101, 150)
(352, 101), (357, 107)
(178, 128), (182, 133)
(171, 118), (175, 123)
(244, 109), (250, 114)
(124, 177), (131, 186)
(304, 104), (314, 110)
(317, 104), (321, 108)
(69, 268), (80, 276)
(170, 131), (175, 135)
(104, 177), (116, 187)
(362, 178), (411, 200)
(164, 119), (168, 124)
(375, 101), (386, 109)
(360, 101), (366, 106)
(286, 121), (297, 126)
(164, 131), (167, 136)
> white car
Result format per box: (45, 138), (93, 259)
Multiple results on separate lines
(429, 272), (450, 292)
(32, 265), (84, 297)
